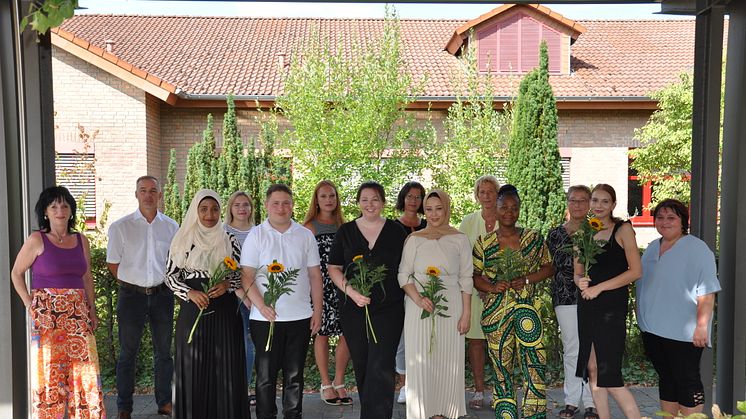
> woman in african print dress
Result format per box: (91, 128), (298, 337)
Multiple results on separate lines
(472, 185), (553, 419)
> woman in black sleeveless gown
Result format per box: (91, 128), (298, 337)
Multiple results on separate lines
(575, 184), (642, 419)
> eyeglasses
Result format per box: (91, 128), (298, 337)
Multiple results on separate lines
(405, 194), (422, 201)
(568, 199), (589, 205)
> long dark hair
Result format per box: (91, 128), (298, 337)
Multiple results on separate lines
(395, 181), (425, 214)
(34, 186), (77, 232)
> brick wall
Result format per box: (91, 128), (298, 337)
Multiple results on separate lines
(53, 44), (656, 234)
(146, 94), (162, 181)
(53, 47), (148, 225)
(557, 109), (651, 148)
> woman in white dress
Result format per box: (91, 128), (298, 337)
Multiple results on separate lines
(398, 189), (473, 419)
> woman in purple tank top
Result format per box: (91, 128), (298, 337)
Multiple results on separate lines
(10, 186), (105, 418)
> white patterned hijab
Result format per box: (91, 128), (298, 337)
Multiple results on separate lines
(169, 189), (233, 271)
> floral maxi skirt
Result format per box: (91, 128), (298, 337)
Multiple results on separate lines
(30, 288), (106, 419)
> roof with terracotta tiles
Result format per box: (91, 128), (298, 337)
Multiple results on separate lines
(54, 9), (701, 102)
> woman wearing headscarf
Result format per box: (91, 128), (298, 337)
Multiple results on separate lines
(398, 189), (473, 419)
(165, 189), (249, 419)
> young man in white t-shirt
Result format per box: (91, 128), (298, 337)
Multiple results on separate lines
(240, 184), (323, 419)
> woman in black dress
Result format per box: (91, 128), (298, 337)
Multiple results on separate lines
(392, 181), (427, 403)
(328, 181), (408, 419)
(165, 189), (249, 419)
(574, 184), (641, 419)
(303, 180), (352, 406)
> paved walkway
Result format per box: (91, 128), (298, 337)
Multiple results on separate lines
(105, 387), (661, 418)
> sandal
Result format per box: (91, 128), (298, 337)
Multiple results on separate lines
(584, 407), (600, 419)
(559, 405), (579, 418)
(333, 383), (353, 405)
(320, 384), (341, 406)
(468, 391), (484, 410)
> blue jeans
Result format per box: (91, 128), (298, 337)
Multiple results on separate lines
(239, 298), (255, 387)
(116, 285), (174, 412)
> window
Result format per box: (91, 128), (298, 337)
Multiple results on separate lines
(56, 153), (96, 224)
(477, 12), (562, 74)
(560, 157), (571, 190)
(628, 165), (653, 226)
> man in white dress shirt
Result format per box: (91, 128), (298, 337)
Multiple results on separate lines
(241, 183), (323, 419)
(107, 176), (179, 419)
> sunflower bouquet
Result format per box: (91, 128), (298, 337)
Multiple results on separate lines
(188, 256), (240, 344)
(564, 214), (608, 278)
(263, 260), (299, 351)
(345, 254), (387, 343)
(411, 266), (450, 354)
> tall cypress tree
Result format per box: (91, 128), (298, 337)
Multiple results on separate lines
(163, 148), (182, 223)
(506, 41), (565, 237)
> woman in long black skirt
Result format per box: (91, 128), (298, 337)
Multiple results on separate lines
(165, 189), (250, 419)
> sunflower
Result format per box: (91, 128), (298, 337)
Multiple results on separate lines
(268, 261), (285, 273)
(352, 255), (364, 263)
(426, 266), (441, 276)
(589, 217), (604, 231)
(224, 257), (239, 271)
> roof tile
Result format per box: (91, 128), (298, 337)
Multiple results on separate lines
(58, 12), (708, 99)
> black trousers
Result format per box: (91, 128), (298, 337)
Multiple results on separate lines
(642, 331), (705, 407)
(341, 304), (404, 419)
(250, 318), (311, 419)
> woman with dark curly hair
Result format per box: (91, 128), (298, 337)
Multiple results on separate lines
(473, 184), (553, 419)
(392, 180), (427, 402)
(11, 186), (105, 418)
(637, 199), (720, 416)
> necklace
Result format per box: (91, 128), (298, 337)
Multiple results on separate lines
(50, 231), (66, 243)
(482, 211), (497, 232)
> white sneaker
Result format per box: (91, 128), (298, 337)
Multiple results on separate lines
(397, 386), (406, 404)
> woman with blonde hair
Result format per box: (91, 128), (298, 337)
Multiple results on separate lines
(303, 180), (351, 405)
(458, 174), (500, 409)
(224, 190), (257, 407)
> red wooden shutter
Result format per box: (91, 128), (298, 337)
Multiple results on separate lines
(477, 23), (498, 72)
(497, 13), (520, 73)
(520, 15), (541, 72)
(541, 26), (562, 73)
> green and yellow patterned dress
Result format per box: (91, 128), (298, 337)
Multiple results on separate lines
(472, 227), (550, 419)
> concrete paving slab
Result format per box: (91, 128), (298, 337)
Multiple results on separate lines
(105, 387), (662, 418)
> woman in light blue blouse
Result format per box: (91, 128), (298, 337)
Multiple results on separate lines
(636, 198), (720, 417)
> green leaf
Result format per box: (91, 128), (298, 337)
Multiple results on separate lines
(737, 401), (746, 414)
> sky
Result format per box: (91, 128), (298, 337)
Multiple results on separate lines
(77, 1), (679, 20)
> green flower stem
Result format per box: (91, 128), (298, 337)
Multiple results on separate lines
(265, 320), (275, 351)
(365, 306), (378, 344)
(187, 308), (205, 344)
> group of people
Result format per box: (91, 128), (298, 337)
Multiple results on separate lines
(10, 174), (720, 419)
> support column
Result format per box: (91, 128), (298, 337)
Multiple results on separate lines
(716, 0), (746, 411)
(0, 0), (56, 417)
(690, 0), (723, 412)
